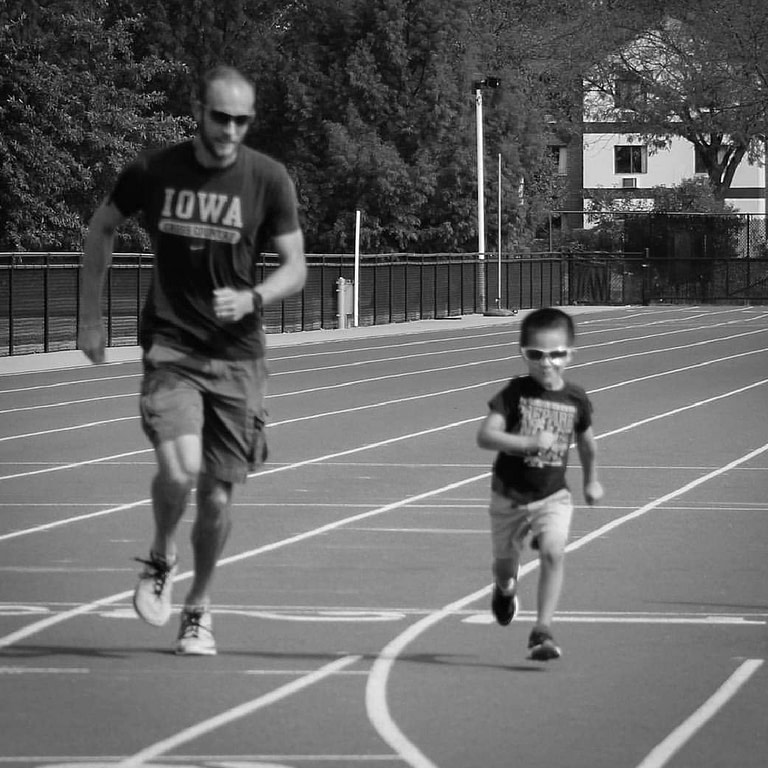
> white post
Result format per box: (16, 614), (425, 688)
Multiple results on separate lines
(353, 209), (361, 327)
(336, 277), (347, 329)
(497, 152), (502, 309)
(475, 86), (486, 310)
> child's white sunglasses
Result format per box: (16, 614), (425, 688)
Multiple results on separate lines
(520, 347), (571, 362)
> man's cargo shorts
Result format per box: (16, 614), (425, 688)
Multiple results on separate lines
(139, 343), (268, 484)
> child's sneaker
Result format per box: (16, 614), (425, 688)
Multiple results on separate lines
(491, 583), (519, 626)
(175, 607), (217, 656)
(527, 627), (562, 660)
(132, 552), (177, 626)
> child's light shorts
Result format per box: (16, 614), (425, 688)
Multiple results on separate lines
(488, 488), (573, 559)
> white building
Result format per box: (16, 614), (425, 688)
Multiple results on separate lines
(569, 19), (768, 217)
(581, 131), (766, 216)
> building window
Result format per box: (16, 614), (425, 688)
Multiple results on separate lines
(615, 145), (647, 174)
(549, 145), (568, 175)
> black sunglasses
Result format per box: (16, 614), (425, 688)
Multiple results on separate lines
(521, 347), (571, 362)
(205, 108), (253, 128)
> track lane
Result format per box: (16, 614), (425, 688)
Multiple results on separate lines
(1, 307), (766, 768)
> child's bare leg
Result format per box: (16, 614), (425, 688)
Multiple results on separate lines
(535, 533), (566, 628)
(493, 553), (520, 593)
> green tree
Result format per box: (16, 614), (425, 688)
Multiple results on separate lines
(105, 0), (296, 116)
(247, 0), (563, 253)
(0, 1), (191, 250)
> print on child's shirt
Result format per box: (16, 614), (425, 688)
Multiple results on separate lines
(518, 396), (577, 468)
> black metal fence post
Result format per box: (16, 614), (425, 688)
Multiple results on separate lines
(106, 259), (113, 346)
(8, 257), (14, 355)
(43, 252), (50, 352)
(136, 252), (142, 344)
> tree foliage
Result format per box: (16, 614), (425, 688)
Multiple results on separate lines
(0, 0), (191, 250)
(250, 0), (563, 252)
(0, 0), (763, 253)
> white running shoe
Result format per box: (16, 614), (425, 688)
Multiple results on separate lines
(132, 553), (177, 627)
(175, 607), (217, 656)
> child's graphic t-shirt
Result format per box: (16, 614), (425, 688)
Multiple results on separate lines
(488, 376), (592, 503)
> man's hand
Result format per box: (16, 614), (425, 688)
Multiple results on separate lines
(213, 288), (258, 323)
(584, 480), (604, 505)
(78, 323), (106, 364)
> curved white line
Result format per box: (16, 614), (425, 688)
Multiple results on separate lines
(365, 443), (768, 768)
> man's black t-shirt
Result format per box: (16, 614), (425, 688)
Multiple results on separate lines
(110, 141), (300, 360)
(488, 376), (592, 503)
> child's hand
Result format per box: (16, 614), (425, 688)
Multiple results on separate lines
(534, 430), (556, 452)
(584, 480), (604, 505)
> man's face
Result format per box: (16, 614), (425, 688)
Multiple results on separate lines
(195, 78), (255, 166)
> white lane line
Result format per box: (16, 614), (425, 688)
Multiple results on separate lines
(0, 418), (483, 538)
(0, 373), (139, 396)
(1, 316), (764, 414)
(0, 473), (488, 648)
(2, 368), (767, 538)
(0, 416), (137, 443)
(0, 327), (764, 450)
(113, 654), (361, 768)
(364, 441), (768, 768)
(274, 348), (768, 428)
(0, 666), (90, 674)
(0, 392), (135, 415)
(0, 309), (726, 394)
(634, 659), (764, 768)
(0, 755), (402, 764)
(590, 379), (768, 441)
(274, 332), (768, 400)
(463, 614), (765, 626)
(0, 449), (155, 484)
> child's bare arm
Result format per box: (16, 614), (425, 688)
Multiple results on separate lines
(576, 426), (603, 504)
(476, 412), (555, 455)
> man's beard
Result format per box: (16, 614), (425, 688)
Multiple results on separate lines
(198, 123), (238, 163)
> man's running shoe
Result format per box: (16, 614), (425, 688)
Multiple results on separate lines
(132, 552), (177, 626)
(491, 583), (519, 626)
(527, 627), (562, 661)
(175, 607), (217, 656)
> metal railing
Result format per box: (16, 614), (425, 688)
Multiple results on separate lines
(8, 248), (763, 357)
(0, 251), (579, 356)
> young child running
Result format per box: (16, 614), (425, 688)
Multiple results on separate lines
(477, 307), (603, 660)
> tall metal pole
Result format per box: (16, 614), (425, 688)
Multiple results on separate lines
(353, 209), (361, 327)
(475, 85), (486, 311)
(497, 152), (502, 309)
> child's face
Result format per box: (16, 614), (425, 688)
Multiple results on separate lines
(520, 326), (573, 391)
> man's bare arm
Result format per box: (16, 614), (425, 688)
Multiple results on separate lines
(255, 229), (307, 305)
(78, 200), (126, 363)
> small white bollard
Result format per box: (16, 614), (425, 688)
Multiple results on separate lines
(336, 277), (354, 329)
